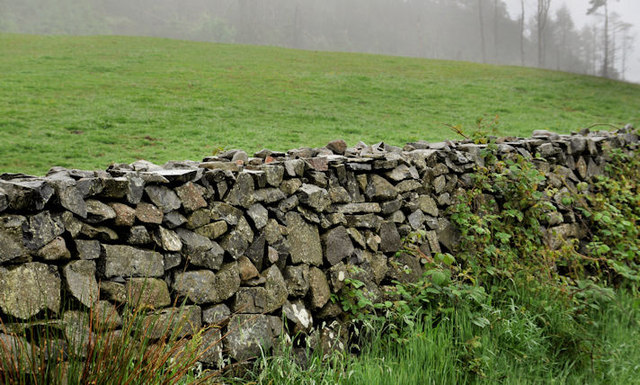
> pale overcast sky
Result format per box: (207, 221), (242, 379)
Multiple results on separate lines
(503, 0), (640, 83)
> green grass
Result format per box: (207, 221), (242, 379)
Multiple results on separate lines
(230, 288), (640, 385)
(1, 33), (639, 175)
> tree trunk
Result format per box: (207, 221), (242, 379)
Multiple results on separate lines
(602, 1), (609, 77)
(478, 0), (487, 63)
(520, 0), (525, 66)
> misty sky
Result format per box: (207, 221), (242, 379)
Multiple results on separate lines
(504, 0), (640, 83)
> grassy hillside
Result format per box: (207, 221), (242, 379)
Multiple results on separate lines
(1, 33), (639, 175)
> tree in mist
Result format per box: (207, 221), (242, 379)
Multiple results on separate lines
(478, 0), (488, 63)
(616, 20), (635, 80)
(0, 0), (630, 81)
(520, 0), (527, 66)
(536, 0), (552, 67)
(587, 0), (619, 78)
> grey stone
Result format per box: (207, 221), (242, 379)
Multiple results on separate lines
(286, 212), (323, 266)
(76, 177), (104, 198)
(433, 175), (446, 194)
(387, 253), (422, 284)
(85, 199), (116, 224)
(284, 264), (310, 297)
(135, 202), (163, 224)
(284, 159), (305, 177)
(298, 184), (330, 212)
(75, 239), (101, 260)
(263, 165), (285, 186)
(0, 188), (7, 213)
(436, 218), (459, 252)
(278, 195), (299, 212)
(36, 236), (70, 261)
(323, 226), (354, 265)
(408, 210), (425, 230)
(396, 180), (422, 193)
(125, 278), (171, 309)
(233, 287), (269, 313)
(253, 188), (286, 203)
(203, 304), (231, 326)
(365, 175), (398, 201)
(127, 226), (151, 245)
(176, 228), (224, 270)
(379, 222), (401, 253)
(336, 202), (381, 214)
(347, 227), (366, 248)
(308, 267), (331, 309)
(389, 210), (405, 223)
(418, 195), (439, 216)
(200, 161), (240, 172)
(153, 227), (183, 252)
(425, 231), (441, 254)
(64, 260), (99, 308)
(80, 223), (119, 242)
(264, 265), (288, 313)
(198, 328), (224, 367)
(345, 214), (382, 230)
(247, 203), (269, 229)
(220, 230), (249, 259)
(238, 256), (260, 281)
(164, 253), (182, 270)
(109, 202), (136, 227)
(328, 186), (351, 203)
(163, 211), (187, 228)
(211, 202), (243, 225)
(226, 172), (255, 208)
(245, 233), (266, 270)
(385, 164), (419, 182)
(268, 245), (280, 263)
(101, 244), (164, 278)
(174, 263), (240, 305)
(236, 216), (255, 243)
(91, 300), (122, 331)
(24, 211), (65, 250)
(145, 185), (181, 213)
(0, 262), (61, 319)
(283, 301), (313, 331)
(186, 209), (212, 229)
(576, 156), (588, 179)
(363, 251), (389, 284)
(175, 182), (207, 212)
(365, 231), (381, 251)
(51, 181), (87, 218)
(143, 305), (202, 339)
(326, 139), (347, 155)
(280, 179), (302, 195)
(125, 175), (145, 204)
(173, 270), (218, 304)
(225, 314), (273, 361)
(263, 219), (283, 244)
(0, 179), (54, 211)
(99, 281), (126, 303)
(195, 220), (228, 240)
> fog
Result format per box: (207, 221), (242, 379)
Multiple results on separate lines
(0, 0), (637, 82)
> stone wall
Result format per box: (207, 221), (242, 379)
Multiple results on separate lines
(0, 127), (638, 367)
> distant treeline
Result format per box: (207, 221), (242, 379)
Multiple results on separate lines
(0, 0), (633, 80)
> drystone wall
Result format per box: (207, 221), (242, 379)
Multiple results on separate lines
(0, 127), (638, 367)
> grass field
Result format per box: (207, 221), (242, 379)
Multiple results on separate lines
(1, 33), (639, 175)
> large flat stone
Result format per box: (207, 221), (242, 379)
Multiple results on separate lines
(100, 244), (164, 278)
(286, 212), (322, 266)
(0, 262), (61, 319)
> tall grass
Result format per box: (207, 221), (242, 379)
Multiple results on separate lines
(0, 299), (220, 385)
(231, 282), (640, 385)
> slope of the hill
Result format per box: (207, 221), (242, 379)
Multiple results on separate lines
(1, 34), (638, 175)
